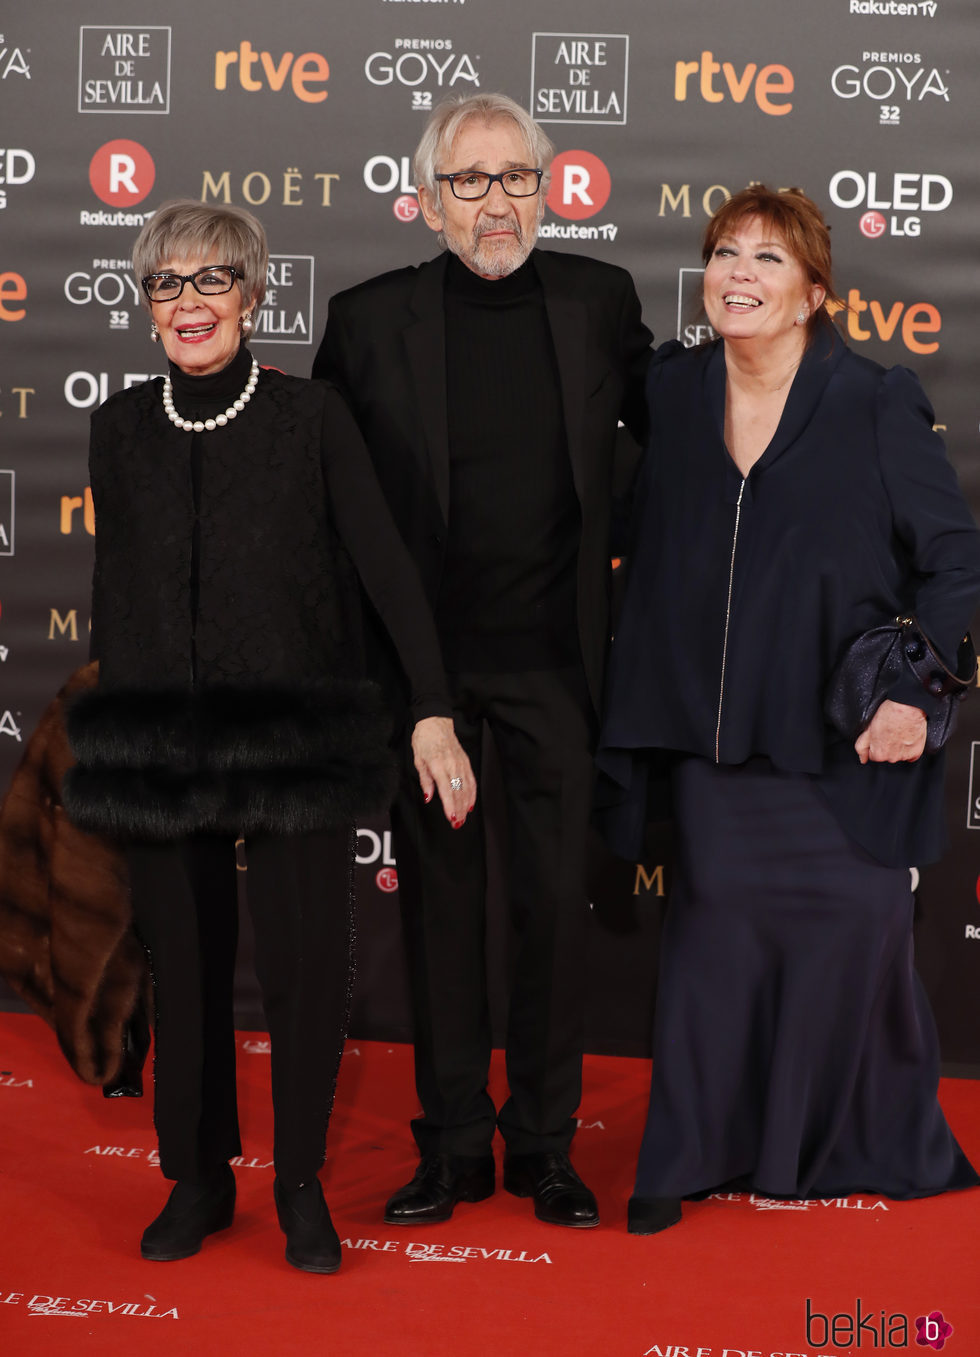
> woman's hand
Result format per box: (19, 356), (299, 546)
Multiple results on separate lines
(855, 699), (928, 765)
(411, 716), (477, 827)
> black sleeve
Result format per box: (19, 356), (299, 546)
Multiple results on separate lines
(609, 275), (654, 554)
(318, 383), (451, 722)
(311, 293), (349, 389)
(86, 405), (112, 664)
(616, 271), (654, 448)
(877, 365), (980, 711)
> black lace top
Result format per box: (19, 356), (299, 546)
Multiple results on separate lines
(64, 346), (450, 839)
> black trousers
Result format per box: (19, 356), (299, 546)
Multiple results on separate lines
(126, 826), (355, 1189)
(392, 665), (595, 1157)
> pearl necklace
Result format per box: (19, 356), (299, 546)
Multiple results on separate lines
(162, 358), (260, 432)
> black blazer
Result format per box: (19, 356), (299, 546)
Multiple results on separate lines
(312, 248), (652, 712)
(598, 330), (980, 867)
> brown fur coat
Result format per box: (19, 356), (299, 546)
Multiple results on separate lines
(0, 662), (146, 1085)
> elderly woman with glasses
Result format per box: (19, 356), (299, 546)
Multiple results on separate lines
(63, 199), (476, 1273)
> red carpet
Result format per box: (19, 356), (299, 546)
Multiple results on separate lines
(1, 1010), (977, 1355)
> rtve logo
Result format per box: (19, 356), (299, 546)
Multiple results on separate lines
(546, 150), (611, 221)
(842, 290), (941, 354)
(89, 140), (155, 207)
(0, 271), (26, 321)
(674, 51), (793, 115)
(214, 42), (329, 103)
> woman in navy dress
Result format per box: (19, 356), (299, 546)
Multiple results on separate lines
(597, 186), (980, 1233)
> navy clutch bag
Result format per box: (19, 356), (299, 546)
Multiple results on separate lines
(825, 615), (976, 754)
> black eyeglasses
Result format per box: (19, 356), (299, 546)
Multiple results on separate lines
(434, 169), (543, 201)
(141, 265), (241, 303)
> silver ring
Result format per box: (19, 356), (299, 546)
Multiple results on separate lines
(450, 777), (462, 791)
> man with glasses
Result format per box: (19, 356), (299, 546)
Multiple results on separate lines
(313, 93), (652, 1230)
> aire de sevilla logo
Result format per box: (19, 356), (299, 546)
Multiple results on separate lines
(546, 150), (611, 220)
(89, 140), (155, 206)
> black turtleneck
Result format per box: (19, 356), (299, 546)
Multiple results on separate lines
(168, 342), (254, 674)
(437, 253), (579, 672)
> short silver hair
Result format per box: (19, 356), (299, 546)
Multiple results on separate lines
(413, 93), (555, 202)
(132, 199), (268, 314)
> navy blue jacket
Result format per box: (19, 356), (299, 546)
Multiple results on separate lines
(598, 328), (980, 866)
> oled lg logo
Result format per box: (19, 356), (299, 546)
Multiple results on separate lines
(362, 155), (420, 223)
(674, 50), (794, 115)
(356, 827), (399, 892)
(540, 150), (618, 244)
(830, 170), (952, 240)
(0, 149), (35, 211)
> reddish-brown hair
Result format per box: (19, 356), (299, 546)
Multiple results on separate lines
(701, 186), (845, 332)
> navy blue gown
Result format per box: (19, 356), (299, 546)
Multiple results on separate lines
(598, 331), (980, 1201)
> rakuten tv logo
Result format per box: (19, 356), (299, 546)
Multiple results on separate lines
(89, 140), (155, 206)
(674, 51), (793, 114)
(546, 151), (611, 220)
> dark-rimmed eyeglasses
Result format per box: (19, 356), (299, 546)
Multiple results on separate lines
(141, 265), (241, 303)
(434, 169), (543, 201)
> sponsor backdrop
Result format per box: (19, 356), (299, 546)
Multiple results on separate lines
(2, 0), (979, 1068)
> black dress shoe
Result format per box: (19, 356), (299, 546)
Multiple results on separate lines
(627, 1195), (682, 1235)
(384, 1152), (495, 1225)
(140, 1165), (236, 1261)
(274, 1178), (341, 1274)
(503, 1151), (600, 1228)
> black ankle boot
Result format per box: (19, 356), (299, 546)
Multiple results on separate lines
(274, 1178), (341, 1274)
(140, 1164), (236, 1260)
(627, 1195), (682, 1235)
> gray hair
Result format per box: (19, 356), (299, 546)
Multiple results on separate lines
(413, 93), (555, 202)
(132, 199), (268, 314)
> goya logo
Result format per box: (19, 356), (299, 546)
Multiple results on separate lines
(674, 50), (794, 115)
(89, 140), (155, 206)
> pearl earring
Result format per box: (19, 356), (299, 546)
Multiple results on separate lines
(150, 320), (160, 342)
(239, 311), (254, 339)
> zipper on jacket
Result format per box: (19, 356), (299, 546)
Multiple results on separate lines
(714, 477), (745, 763)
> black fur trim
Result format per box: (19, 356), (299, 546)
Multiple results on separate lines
(63, 680), (396, 840)
(67, 688), (196, 770)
